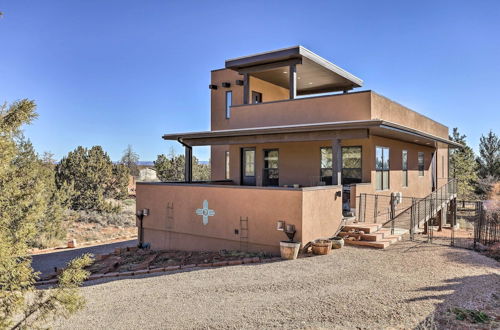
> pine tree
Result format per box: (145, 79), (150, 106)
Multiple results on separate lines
(0, 100), (91, 329)
(120, 144), (139, 176)
(154, 148), (211, 182)
(449, 128), (478, 199)
(477, 130), (500, 179)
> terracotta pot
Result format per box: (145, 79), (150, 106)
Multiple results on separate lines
(330, 237), (344, 249)
(280, 241), (301, 260)
(312, 239), (332, 255)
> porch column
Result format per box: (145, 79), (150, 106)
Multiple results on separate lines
(289, 64), (297, 99)
(332, 138), (342, 185)
(185, 146), (192, 183)
(243, 73), (249, 105)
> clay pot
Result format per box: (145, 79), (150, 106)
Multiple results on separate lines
(280, 241), (301, 260)
(311, 239), (332, 255)
(330, 237), (345, 249)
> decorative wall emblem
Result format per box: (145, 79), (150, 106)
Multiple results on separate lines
(195, 200), (215, 225)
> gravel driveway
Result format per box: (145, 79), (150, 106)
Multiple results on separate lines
(52, 241), (499, 329)
(32, 239), (137, 276)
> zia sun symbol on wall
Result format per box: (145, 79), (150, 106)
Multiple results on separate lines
(195, 200), (215, 225)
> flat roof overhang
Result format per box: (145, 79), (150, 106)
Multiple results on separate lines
(163, 120), (463, 149)
(225, 46), (363, 95)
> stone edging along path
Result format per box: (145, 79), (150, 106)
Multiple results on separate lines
(30, 234), (137, 255)
(35, 256), (283, 286)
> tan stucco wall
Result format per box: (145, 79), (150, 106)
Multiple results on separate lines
(226, 91), (372, 129)
(210, 69), (244, 131)
(227, 139), (372, 187)
(370, 92), (449, 139)
(136, 183), (342, 253)
(248, 76), (289, 102)
(302, 187), (343, 243)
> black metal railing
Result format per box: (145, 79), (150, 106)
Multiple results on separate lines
(381, 178), (457, 237)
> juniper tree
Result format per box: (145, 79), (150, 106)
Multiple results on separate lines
(449, 128), (478, 199)
(154, 148), (211, 182)
(0, 100), (91, 329)
(56, 146), (129, 211)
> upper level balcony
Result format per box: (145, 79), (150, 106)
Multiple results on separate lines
(211, 46), (448, 140)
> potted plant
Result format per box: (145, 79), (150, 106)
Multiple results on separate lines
(311, 239), (332, 255)
(330, 236), (344, 249)
(280, 224), (301, 260)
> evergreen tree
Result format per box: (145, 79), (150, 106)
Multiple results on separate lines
(120, 144), (139, 176)
(477, 130), (500, 179)
(56, 146), (129, 211)
(0, 100), (91, 329)
(154, 148), (211, 182)
(449, 128), (478, 199)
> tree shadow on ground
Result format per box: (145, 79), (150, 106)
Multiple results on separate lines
(410, 274), (500, 329)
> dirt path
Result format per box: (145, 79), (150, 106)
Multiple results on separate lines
(52, 241), (499, 329)
(32, 239), (137, 277)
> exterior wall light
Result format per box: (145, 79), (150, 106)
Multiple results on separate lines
(208, 84), (218, 90)
(235, 80), (244, 86)
(221, 82), (231, 88)
(276, 220), (285, 231)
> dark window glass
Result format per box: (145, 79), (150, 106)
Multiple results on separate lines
(376, 146), (390, 190)
(225, 91), (232, 119)
(402, 150), (408, 187)
(341, 146), (362, 184)
(263, 149), (279, 186)
(251, 91), (262, 104)
(320, 147), (333, 185)
(418, 152), (424, 176)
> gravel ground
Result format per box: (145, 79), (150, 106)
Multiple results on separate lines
(52, 241), (499, 329)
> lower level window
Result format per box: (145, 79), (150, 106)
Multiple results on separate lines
(263, 149), (279, 186)
(376, 146), (390, 190)
(225, 151), (230, 180)
(418, 152), (424, 176)
(320, 147), (333, 185)
(342, 146), (362, 184)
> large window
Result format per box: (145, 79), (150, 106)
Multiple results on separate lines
(263, 149), (279, 186)
(225, 151), (230, 180)
(402, 150), (408, 187)
(225, 91), (232, 119)
(320, 147), (333, 185)
(342, 146), (362, 184)
(418, 152), (424, 176)
(376, 146), (390, 190)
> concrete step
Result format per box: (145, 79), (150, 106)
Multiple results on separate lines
(342, 223), (382, 234)
(344, 239), (390, 249)
(338, 231), (385, 242)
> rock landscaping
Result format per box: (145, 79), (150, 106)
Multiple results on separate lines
(36, 247), (279, 285)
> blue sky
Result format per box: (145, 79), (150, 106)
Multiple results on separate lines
(1, 0), (499, 161)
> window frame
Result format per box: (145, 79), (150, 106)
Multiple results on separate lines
(375, 146), (390, 191)
(320, 146), (333, 185)
(402, 150), (408, 187)
(251, 91), (262, 104)
(341, 146), (362, 185)
(225, 91), (232, 119)
(263, 149), (279, 186)
(418, 152), (425, 177)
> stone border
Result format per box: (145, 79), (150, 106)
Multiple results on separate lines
(35, 256), (282, 286)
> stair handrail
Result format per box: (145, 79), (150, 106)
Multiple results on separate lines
(381, 178), (457, 234)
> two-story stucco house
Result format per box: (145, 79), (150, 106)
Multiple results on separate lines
(136, 46), (460, 253)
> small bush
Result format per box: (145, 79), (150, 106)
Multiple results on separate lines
(451, 307), (491, 324)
